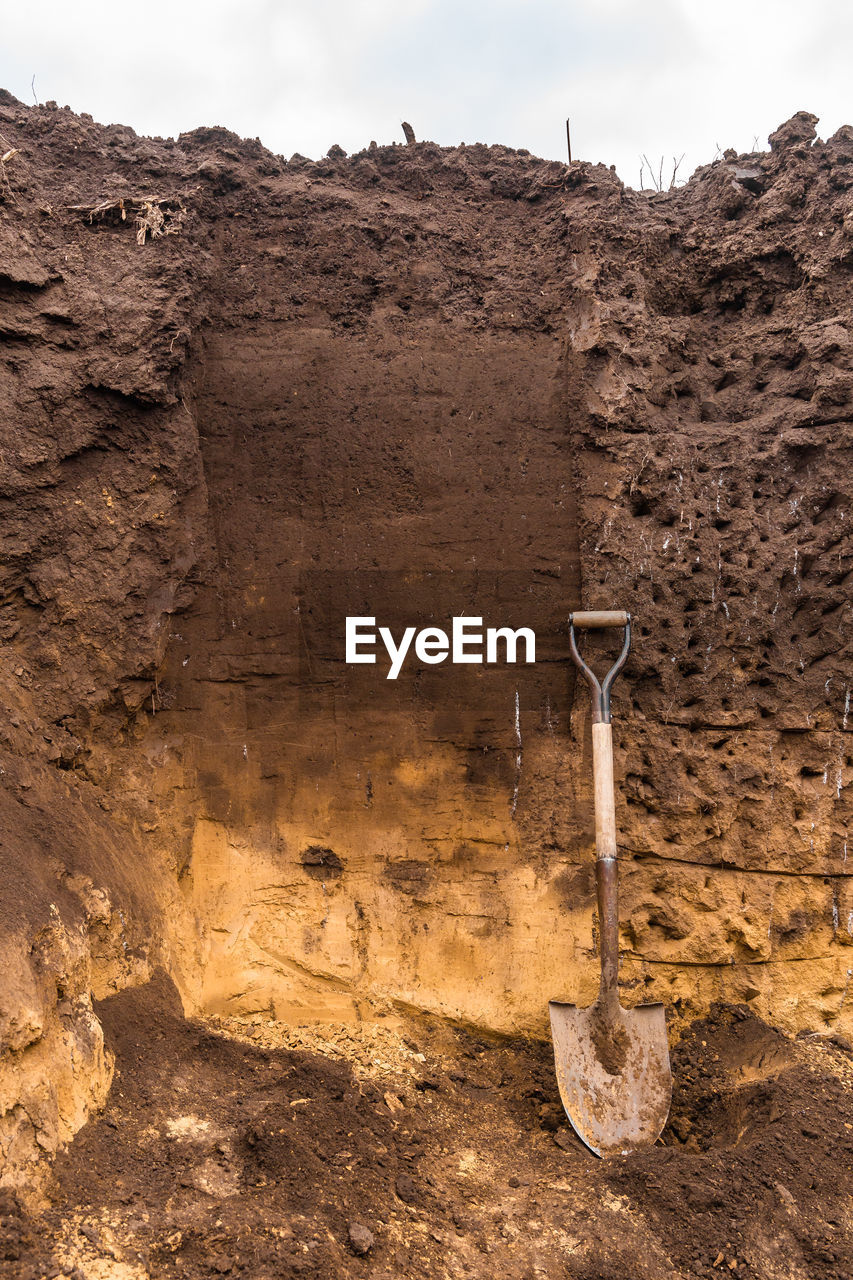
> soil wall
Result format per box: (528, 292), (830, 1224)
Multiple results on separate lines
(1, 95), (852, 1185)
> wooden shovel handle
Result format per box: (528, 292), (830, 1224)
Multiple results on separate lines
(594, 721), (620, 1008)
(570, 610), (629, 628)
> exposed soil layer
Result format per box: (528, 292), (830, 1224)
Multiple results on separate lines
(4, 974), (853, 1280)
(2, 98), (852, 1050)
(2, 91), (853, 1267)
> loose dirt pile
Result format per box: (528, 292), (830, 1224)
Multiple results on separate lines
(4, 973), (853, 1279)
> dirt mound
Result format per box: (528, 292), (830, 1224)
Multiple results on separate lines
(667, 1005), (800, 1151)
(1, 976), (851, 1278)
(617, 1006), (853, 1277)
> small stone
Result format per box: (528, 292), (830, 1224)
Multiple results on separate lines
(778, 1179), (798, 1210)
(537, 1102), (562, 1132)
(395, 1172), (419, 1204)
(671, 1114), (692, 1142)
(347, 1222), (374, 1255)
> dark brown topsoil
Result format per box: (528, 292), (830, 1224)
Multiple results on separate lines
(3, 972), (853, 1280)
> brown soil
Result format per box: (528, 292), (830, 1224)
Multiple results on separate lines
(2, 97), (851, 1046)
(1, 972), (852, 1279)
(2, 92), (853, 1277)
(590, 1006), (631, 1075)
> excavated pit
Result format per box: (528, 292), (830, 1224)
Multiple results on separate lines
(145, 319), (585, 1029)
(1, 95), (853, 1274)
(5, 978), (853, 1280)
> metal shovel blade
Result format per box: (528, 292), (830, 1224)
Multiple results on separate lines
(549, 998), (671, 1157)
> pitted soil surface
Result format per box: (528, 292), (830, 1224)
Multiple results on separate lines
(3, 975), (853, 1279)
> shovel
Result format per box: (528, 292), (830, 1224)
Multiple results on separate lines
(549, 610), (671, 1156)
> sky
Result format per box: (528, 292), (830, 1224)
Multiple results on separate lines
(1, 0), (851, 187)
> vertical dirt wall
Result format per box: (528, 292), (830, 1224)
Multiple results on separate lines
(562, 112), (853, 1029)
(140, 318), (588, 1030)
(121, 113), (853, 1036)
(2, 99), (853, 1189)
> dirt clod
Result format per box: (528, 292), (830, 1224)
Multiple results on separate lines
(590, 1007), (631, 1075)
(347, 1222), (375, 1255)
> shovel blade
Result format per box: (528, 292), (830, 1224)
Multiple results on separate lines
(549, 998), (671, 1157)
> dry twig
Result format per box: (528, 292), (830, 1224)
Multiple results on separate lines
(639, 153), (686, 193)
(0, 142), (19, 202)
(134, 198), (185, 245)
(67, 194), (187, 245)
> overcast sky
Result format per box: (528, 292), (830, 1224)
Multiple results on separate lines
(2, 1), (851, 186)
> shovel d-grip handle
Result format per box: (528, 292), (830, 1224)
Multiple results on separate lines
(568, 612), (631, 726)
(569, 611), (631, 1013)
